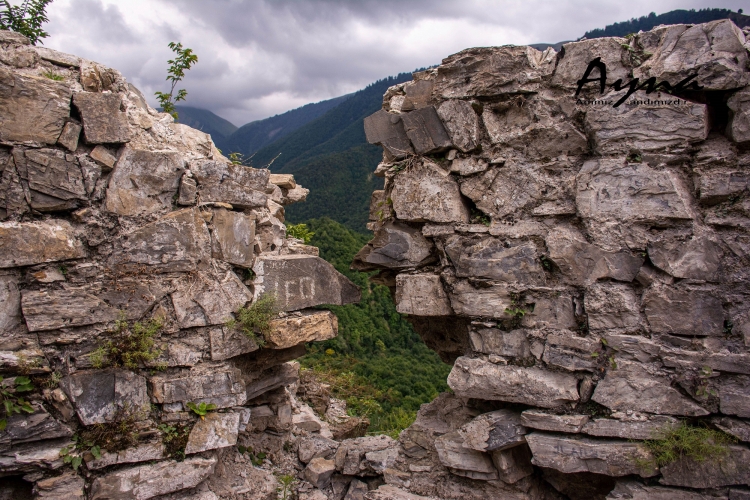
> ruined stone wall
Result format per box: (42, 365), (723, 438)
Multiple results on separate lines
(353, 19), (750, 499)
(0, 29), (361, 499)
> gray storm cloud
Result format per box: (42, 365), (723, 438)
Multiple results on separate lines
(38, 0), (745, 125)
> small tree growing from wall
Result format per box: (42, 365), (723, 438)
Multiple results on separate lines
(0, 0), (54, 45)
(155, 41), (198, 121)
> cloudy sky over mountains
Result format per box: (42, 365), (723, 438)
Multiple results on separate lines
(40, 0), (745, 125)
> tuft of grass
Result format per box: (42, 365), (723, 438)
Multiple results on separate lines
(286, 223), (315, 244)
(227, 294), (278, 346)
(79, 407), (144, 453)
(90, 315), (164, 370)
(158, 423), (191, 461)
(42, 70), (64, 81)
(642, 422), (736, 468)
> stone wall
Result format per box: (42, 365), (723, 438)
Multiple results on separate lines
(0, 29), (361, 499)
(353, 19), (750, 500)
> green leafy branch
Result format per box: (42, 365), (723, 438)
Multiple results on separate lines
(186, 401), (217, 420)
(0, 0), (53, 45)
(154, 42), (198, 121)
(0, 376), (34, 431)
(59, 435), (101, 472)
(286, 223), (315, 244)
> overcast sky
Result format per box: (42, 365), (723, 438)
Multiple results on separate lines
(34, 0), (745, 126)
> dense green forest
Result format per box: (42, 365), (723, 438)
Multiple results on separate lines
(583, 8), (749, 39)
(298, 218), (451, 434)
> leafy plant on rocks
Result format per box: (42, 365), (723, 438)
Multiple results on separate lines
(158, 423), (191, 461)
(0, 0), (53, 45)
(0, 376), (34, 431)
(286, 223), (315, 244)
(59, 434), (101, 472)
(78, 406), (144, 454)
(186, 401), (217, 420)
(238, 444), (267, 466)
(42, 70), (63, 81)
(641, 422), (736, 468)
(154, 42), (198, 121)
(90, 315), (165, 370)
(227, 294), (278, 346)
(276, 473), (296, 500)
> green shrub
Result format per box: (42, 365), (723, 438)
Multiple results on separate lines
(286, 223), (315, 244)
(90, 316), (164, 370)
(42, 70), (63, 81)
(643, 422), (736, 468)
(0, 375), (34, 431)
(228, 294), (278, 346)
(0, 0), (53, 45)
(154, 42), (198, 121)
(186, 401), (216, 420)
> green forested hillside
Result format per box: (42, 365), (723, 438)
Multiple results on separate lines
(300, 218), (451, 430)
(172, 106), (237, 152)
(221, 94), (351, 161)
(583, 8), (749, 39)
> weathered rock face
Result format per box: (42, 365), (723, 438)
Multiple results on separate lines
(358, 19), (750, 500)
(0, 30), (358, 500)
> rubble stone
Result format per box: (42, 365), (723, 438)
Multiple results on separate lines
(458, 409), (527, 452)
(72, 92), (131, 144)
(391, 160), (469, 223)
(266, 310), (338, 349)
(62, 369), (149, 425)
(352, 221), (434, 270)
(434, 430), (499, 480)
(0, 220), (85, 268)
(401, 106), (453, 154)
(395, 274), (453, 316)
(184, 412), (240, 454)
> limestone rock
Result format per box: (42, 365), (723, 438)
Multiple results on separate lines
(293, 404), (323, 433)
(57, 121), (81, 151)
(269, 173), (295, 189)
(90, 457), (216, 500)
(719, 375), (750, 418)
(209, 326), (259, 361)
(0, 220), (85, 268)
(171, 270), (252, 328)
(727, 86), (750, 143)
(582, 416), (678, 440)
(577, 159), (691, 223)
(660, 445), (750, 488)
(546, 227), (643, 285)
(643, 285), (724, 336)
(210, 208), (255, 267)
(149, 364), (247, 409)
(606, 480), (714, 499)
(305, 457), (336, 489)
(434, 430), (499, 480)
(448, 281), (512, 318)
(395, 274), (453, 316)
(437, 100), (480, 152)
(491, 445), (534, 484)
(298, 434), (339, 463)
(366, 485), (431, 500)
(526, 433), (657, 477)
(62, 368), (149, 425)
(352, 221), (434, 270)
(449, 156), (487, 176)
(4, 405), (73, 444)
(104, 146), (185, 216)
(435, 46), (554, 98)
(711, 416), (750, 443)
(699, 169), (749, 205)
(184, 412), (240, 454)
(542, 332), (601, 372)
(448, 357), (579, 408)
(363, 109), (413, 159)
(109, 208), (211, 273)
(0, 67), (72, 144)
(459, 163), (543, 219)
(391, 160), (469, 223)
(584, 283), (642, 330)
(469, 328), (530, 358)
(72, 92), (131, 144)
(401, 106), (452, 154)
(266, 310), (338, 349)
(16, 148), (86, 209)
(648, 235), (722, 281)
(178, 175), (197, 205)
(592, 361), (709, 416)
(521, 411), (589, 433)
(634, 20), (749, 90)
(458, 409), (527, 452)
(253, 255), (360, 311)
(33, 472), (85, 500)
(585, 93), (708, 153)
(445, 237), (545, 284)
(334, 435), (396, 476)
(553, 37), (630, 89)
(191, 159), (269, 209)
(0, 437), (71, 474)
(85, 441), (165, 470)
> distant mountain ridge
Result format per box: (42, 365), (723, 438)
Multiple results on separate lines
(173, 106), (237, 152)
(583, 8), (749, 39)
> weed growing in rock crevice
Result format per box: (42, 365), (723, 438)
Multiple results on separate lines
(227, 294), (278, 347)
(90, 315), (164, 370)
(158, 422), (191, 461)
(0, 376), (34, 431)
(641, 422), (736, 468)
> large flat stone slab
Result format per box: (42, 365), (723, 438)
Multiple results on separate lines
(448, 357), (579, 408)
(395, 274), (453, 316)
(400, 106), (452, 154)
(526, 433), (657, 477)
(90, 457), (216, 500)
(15, 148), (86, 209)
(0, 67), (72, 144)
(448, 280), (513, 318)
(444, 237), (545, 284)
(190, 159), (268, 209)
(643, 285), (724, 336)
(434, 430), (499, 480)
(469, 328), (530, 358)
(352, 221), (434, 271)
(253, 255), (360, 311)
(150, 363), (247, 409)
(0, 220), (85, 268)
(266, 310), (338, 349)
(576, 159), (691, 223)
(62, 369), (149, 425)
(391, 160), (469, 223)
(458, 409), (527, 452)
(210, 208), (255, 268)
(363, 109), (413, 159)
(72, 92), (132, 144)
(109, 208), (211, 273)
(184, 412), (240, 454)
(104, 146), (185, 216)
(592, 361), (709, 416)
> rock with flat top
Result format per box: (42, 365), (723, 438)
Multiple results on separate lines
(434, 430), (499, 480)
(521, 411), (589, 433)
(395, 274), (453, 316)
(363, 109), (413, 159)
(458, 409), (527, 452)
(150, 363), (247, 409)
(72, 92), (131, 144)
(0, 220), (85, 268)
(185, 412), (240, 454)
(391, 160), (469, 223)
(267, 310), (338, 349)
(445, 237), (545, 284)
(305, 457), (336, 489)
(62, 369), (149, 425)
(190, 159), (268, 209)
(448, 357), (579, 408)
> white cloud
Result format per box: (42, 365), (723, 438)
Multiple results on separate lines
(38, 0), (746, 125)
